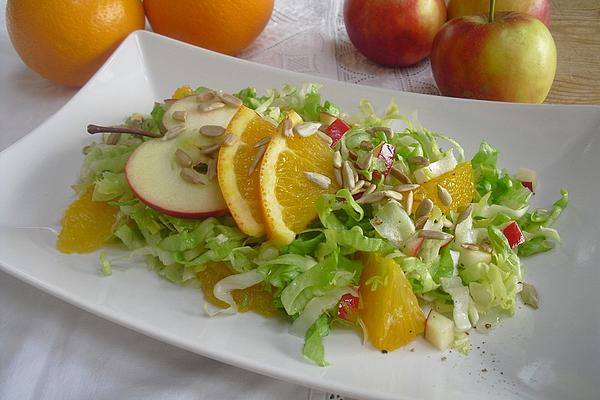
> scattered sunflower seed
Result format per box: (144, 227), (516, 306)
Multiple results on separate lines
(357, 191), (385, 204)
(360, 141), (374, 150)
(418, 230), (453, 241)
(443, 218), (454, 229)
(304, 172), (331, 189)
(199, 125), (225, 137)
(333, 151), (343, 169)
(196, 91), (216, 102)
(437, 184), (453, 206)
(175, 148), (193, 167)
(199, 143), (221, 155)
(479, 241), (493, 253)
(342, 161), (356, 190)
(162, 125), (185, 141)
(394, 183), (420, 192)
(334, 168), (343, 186)
(366, 126), (392, 136)
(415, 215), (428, 230)
(103, 132), (121, 145)
(415, 198), (434, 219)
(294, 122), (321, 137)
(198, 101), (226, 112)
(172, 110), (187, 122)
(409, 156), (430, 166)
(461, 243), (481, 252)
(364, 183), (377, 195)
(352, 165), (359, 183)
(456, 204), (474, 225)
(217, 91), (242, 107)
(316, 130), (333, 145)
(351, 180), (366, 194)
(222, 133), (238, 146)
(390, 166), (412, 184)
(248, 145), (267, 176)
(356, 152), (373, 170)
(520, 283), (539, 309)
(283, 117), (294, 138)
(382, 190), (403, 202)
(180, 167), (206, 184)
(405, 190), (414, 215)
(207, 160), (217, 181)
(254, 136), (271, 148)
(348, 150), (358, 161)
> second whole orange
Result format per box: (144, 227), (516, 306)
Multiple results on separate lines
(143, 0), (274, 55)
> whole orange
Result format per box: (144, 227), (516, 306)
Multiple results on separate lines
(143, 0), (274, 55)
(6, 0), (145, 87)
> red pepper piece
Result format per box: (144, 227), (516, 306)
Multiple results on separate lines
(502, 221), (525, 249)
(325, 118), (351, 145)
(337, 293), (360, 322)
(376, 143), (396, 176)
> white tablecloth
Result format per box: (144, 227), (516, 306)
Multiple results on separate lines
(0, 1), (438, 399)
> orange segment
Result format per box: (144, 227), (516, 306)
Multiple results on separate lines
(358, 252), (425, 351)
(412, 162), (474, 215)
(259, 114), (337, 246)
(218, 105), (276, 237)
(57, 188), (118, 253)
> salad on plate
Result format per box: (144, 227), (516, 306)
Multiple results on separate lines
(57, 83), (567, 366)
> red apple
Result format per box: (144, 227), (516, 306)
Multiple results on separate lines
(448, 0), (551, 27)
(430, 2), (557, 103)
(344, 0), (447, 67)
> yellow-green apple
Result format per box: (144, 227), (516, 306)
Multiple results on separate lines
(448, 0), (551, 27)
(430, 1), (556, 103)
(343, 0), (447, 67)
(125, 94), (240, 218)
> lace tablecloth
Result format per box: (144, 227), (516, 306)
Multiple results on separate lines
(0, 1), (439, 399)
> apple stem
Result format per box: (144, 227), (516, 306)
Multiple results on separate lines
(489, 0), (496, 23)
(87, 124), (162, 139)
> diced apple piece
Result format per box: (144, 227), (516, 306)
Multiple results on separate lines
(325, 118), (351, 145)
(374, 143), (396, 176)
(414, 151), (458, 184)
(458, 246), (492, 266)
(516, 167), (537, 192)
(502, 221), (525, 248)
(425, 309), (455, 351)
(403, 235), (425, 256)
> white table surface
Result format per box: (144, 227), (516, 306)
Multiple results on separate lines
(0, 1), (438, 399)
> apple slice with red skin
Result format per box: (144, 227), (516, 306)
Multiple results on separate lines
(125, 96), (239, 219)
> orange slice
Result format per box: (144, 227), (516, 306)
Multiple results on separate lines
(259, 112), (337, 246)
(218, 105), (276, 237)
(412, 162), (474, 215)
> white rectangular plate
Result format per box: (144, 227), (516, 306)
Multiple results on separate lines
(1, 31), (599, 400)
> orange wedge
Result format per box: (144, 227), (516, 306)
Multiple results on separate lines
(218, 105), (276, 237)
(259, 111), (337, 246)
(412, 162), (474, 215)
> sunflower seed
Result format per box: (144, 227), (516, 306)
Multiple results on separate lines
(409, 156), (430, 166)
(456, 204), (474, 225)
(198, 101), (225, 112)
(282, 117), (294, 138)
(356, 191), (385, 204)
(390, 166), (412, 184)
(479, 242), (493, 253)
(366, 126), (392, 136)
(352, 165), (359, 183)
(207, 159), (217, 181)
(405, 190), (414, 214)
(351, 180), (366, 194)
(217, 92), (242, 107)
(334, 168), (343, 186)
(360, 141), (374, 150)
(304, 172), (331, 189)
(394, 183), (420, 192)
(181, 167), (206, 184)
(348, 150), (358, 161)
(199, 125), (225, 137)
(294, 122), (321, 137)
(196, 91), (216, 102)
(382, 190), (403, 202)
(222, 133), (238, 146)
(520, 282), (539, 309)
(443, 218), (454, 229)
(162, 125), (186, 141)
(103, 132), (121, 145)
(175, 148), (193, 167)
(415, 198), (434, 219)
(333, 151), (342, 169)
(316, 130), (333, 146)
(342, 161), (356, 190)
(248, 145), (267, 176)
(199, 143), (221, 154)
(461, 243), (481, 252)
(418, 230), (453, 241)
(437, 184), (452, 206)
(415, 215), (428, 230)
(172, 110), (187, 122)
(364, 183), (377, 195)
(254, 136), (271, 148)
(356, 152), (373, 170)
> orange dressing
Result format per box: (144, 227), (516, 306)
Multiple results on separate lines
(57, 188), (118, 253)
(197, 261), (277, 317)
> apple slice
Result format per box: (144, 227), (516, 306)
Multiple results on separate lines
(126, 95), (240, 218)
(425, 309), (455, 351)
